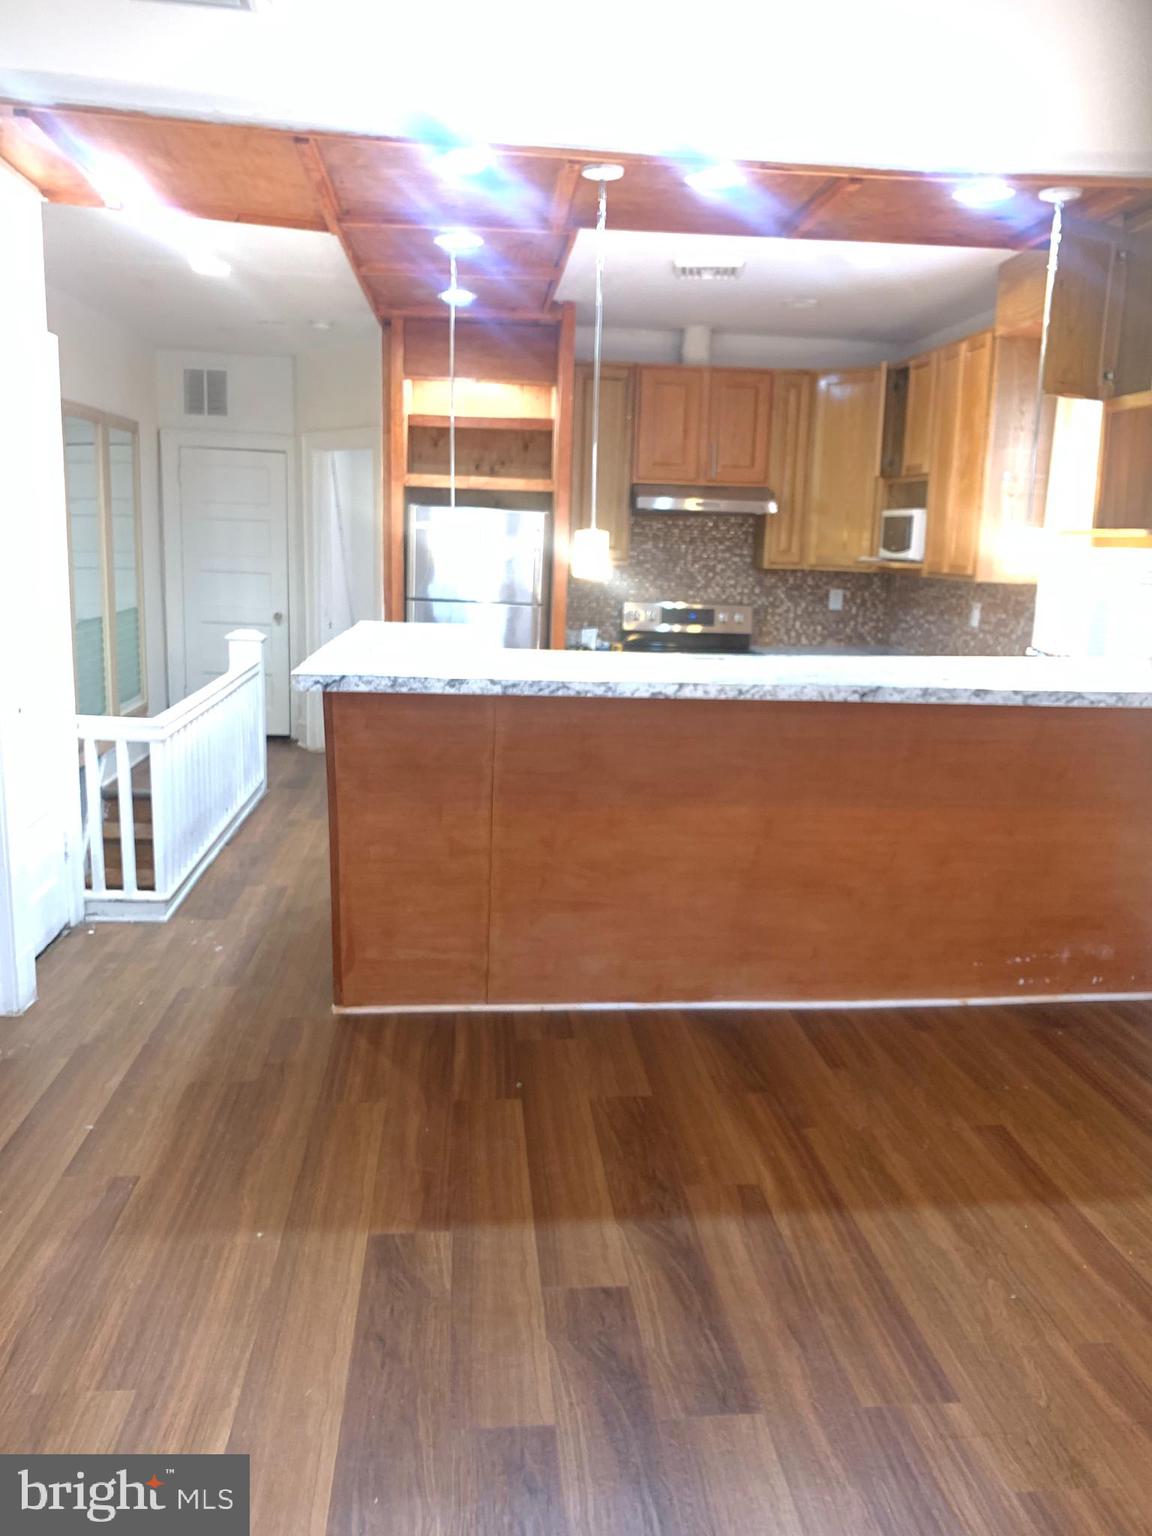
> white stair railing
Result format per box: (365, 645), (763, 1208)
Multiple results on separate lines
(77, 630), (268, 921)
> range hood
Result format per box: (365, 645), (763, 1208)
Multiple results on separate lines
(633, 491), (779, 516)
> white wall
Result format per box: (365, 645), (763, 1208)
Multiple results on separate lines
(296, 339), (382, 435)
(578, 326), (914, 369)
(157, 349), (295, 435)
(0, 166), (84, 1012)
(48, 286), (167, 710)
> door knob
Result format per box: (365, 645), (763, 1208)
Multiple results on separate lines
(273, 611), (284, 624)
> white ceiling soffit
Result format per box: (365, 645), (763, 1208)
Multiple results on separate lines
(41, 202), (377, 352)
(2, 0), (1152, 176)
(555, 230), (1013, 345)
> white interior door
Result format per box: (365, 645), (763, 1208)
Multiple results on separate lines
(178, 445), (289, 734)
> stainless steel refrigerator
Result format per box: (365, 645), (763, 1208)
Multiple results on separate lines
(405, 504), (550, 648)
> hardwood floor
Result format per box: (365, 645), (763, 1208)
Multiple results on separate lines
(3, 741), (1152, 1533)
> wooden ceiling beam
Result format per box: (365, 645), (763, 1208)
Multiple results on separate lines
(294, 135), (384, 325)
(778, 176), (863, 237)
(7, 99), (1152, 191)
(382, 305), (561, 323)
(359, 261), (562, 280)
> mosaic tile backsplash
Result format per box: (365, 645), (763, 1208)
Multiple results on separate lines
(565, 513), (1036, 655)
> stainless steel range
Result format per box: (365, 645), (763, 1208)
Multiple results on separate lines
(621, 600), (753, 654)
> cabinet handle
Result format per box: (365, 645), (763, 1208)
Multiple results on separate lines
(709, 443), (718, 479)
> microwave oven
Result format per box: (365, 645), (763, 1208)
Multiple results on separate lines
(879, 506), (927, 562)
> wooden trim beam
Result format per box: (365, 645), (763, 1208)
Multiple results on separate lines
(9, 102), (1152, 190)
(380, 306), (562, 323)
(359, 262), (563, 281)
(294, 135), (383, 322)
(779, 176), (863, 237)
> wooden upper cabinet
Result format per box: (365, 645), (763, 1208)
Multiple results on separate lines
(707, 370), (773, 484)
(902, 353), (936, 476)
(758, 371), (812, 568)
(925, 333), (994, 577)
(1095, 390), (1152, 530)
(633, 365), (773, 486)
(996, 219), (1152, 401)
(571, 363), (635, 561)
(633, 367), (706, 482)
(805, 368), (884, 570)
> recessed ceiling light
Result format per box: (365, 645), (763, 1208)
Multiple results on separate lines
(434, 228), (485, 255)
(435, 144), (494, 178)
(439, 285), (476, 307)
(188, 250), (232, 278)
(309, 319), (334, 330)
(580, 163), (625, 182)
(951, 177), (1017, 209)
(1037, 185), (1083, 205)
(684, 162), (746, 194)
(783, 296), (819, 309)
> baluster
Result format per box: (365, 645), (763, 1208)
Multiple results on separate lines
(149, 739), (168, 897)
(115, 738), (137, 895)
(83, 737), (106, 894)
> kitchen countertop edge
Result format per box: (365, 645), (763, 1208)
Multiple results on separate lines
(292, 624), (1152, 708)
(293, 671), (1152, 708)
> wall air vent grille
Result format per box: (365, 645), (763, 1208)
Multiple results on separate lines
(184, 368), (229, 417)
(673, 261), (745, 281)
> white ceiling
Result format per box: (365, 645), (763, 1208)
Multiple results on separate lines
(2, 0), (1152, 176)
(556, 231), (1012, 344)
(41, 202), (377, 353)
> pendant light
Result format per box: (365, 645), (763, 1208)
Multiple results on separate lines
(435, 229), (483, 509)
(570, 163), (625, 583)
(1025, 186), (1082, 526)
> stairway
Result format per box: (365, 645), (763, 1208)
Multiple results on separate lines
(101, 760), (156, 892)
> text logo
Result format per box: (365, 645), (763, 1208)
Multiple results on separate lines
(1, 1455), (248, 1532)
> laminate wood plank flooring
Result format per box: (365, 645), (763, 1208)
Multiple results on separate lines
(2, 743), (1152, 1533)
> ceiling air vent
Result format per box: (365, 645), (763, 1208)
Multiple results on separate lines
(673, 258), (746, 281)
(183, 368), (229, 417)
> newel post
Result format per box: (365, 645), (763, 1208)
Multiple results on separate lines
(225, 629), (268, 796)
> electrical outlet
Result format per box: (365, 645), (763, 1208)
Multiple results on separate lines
(969, 602), (982, 630)
(828, 588), (845, 612)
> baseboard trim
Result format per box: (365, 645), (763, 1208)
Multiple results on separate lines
(332, 991), (1152, 1016)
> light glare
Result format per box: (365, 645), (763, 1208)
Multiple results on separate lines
(436, 144), (494, 178)
(951, 177), (1017, 209)
(439, 285), (476, 307)
(684, 162), (746, 194)
(434, 228), (485, 255)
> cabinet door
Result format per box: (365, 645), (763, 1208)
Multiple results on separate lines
(707, 370), (773, 484)
(902, 353), (936, 475)
(924, 343), (962, 573)
(758, 372), (811, 568)
(1042, 221), (1122, 400)
(633, 367), (705, 482)
(571, 363), (634, 560)
(805, 369), (884, 570)
(1095, 390), (1152, 529)
(925, 334), (993, 577)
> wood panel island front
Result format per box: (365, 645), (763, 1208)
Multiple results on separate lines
(295, 624), (1152, 1012)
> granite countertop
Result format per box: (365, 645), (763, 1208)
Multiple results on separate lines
(292, 623), (1152, 707)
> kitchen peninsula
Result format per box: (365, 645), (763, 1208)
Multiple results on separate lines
(297, 623), (1152, 1012)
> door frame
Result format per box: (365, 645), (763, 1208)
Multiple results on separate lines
(300, 426), (382, 751)
(160, 429), (299, 736)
